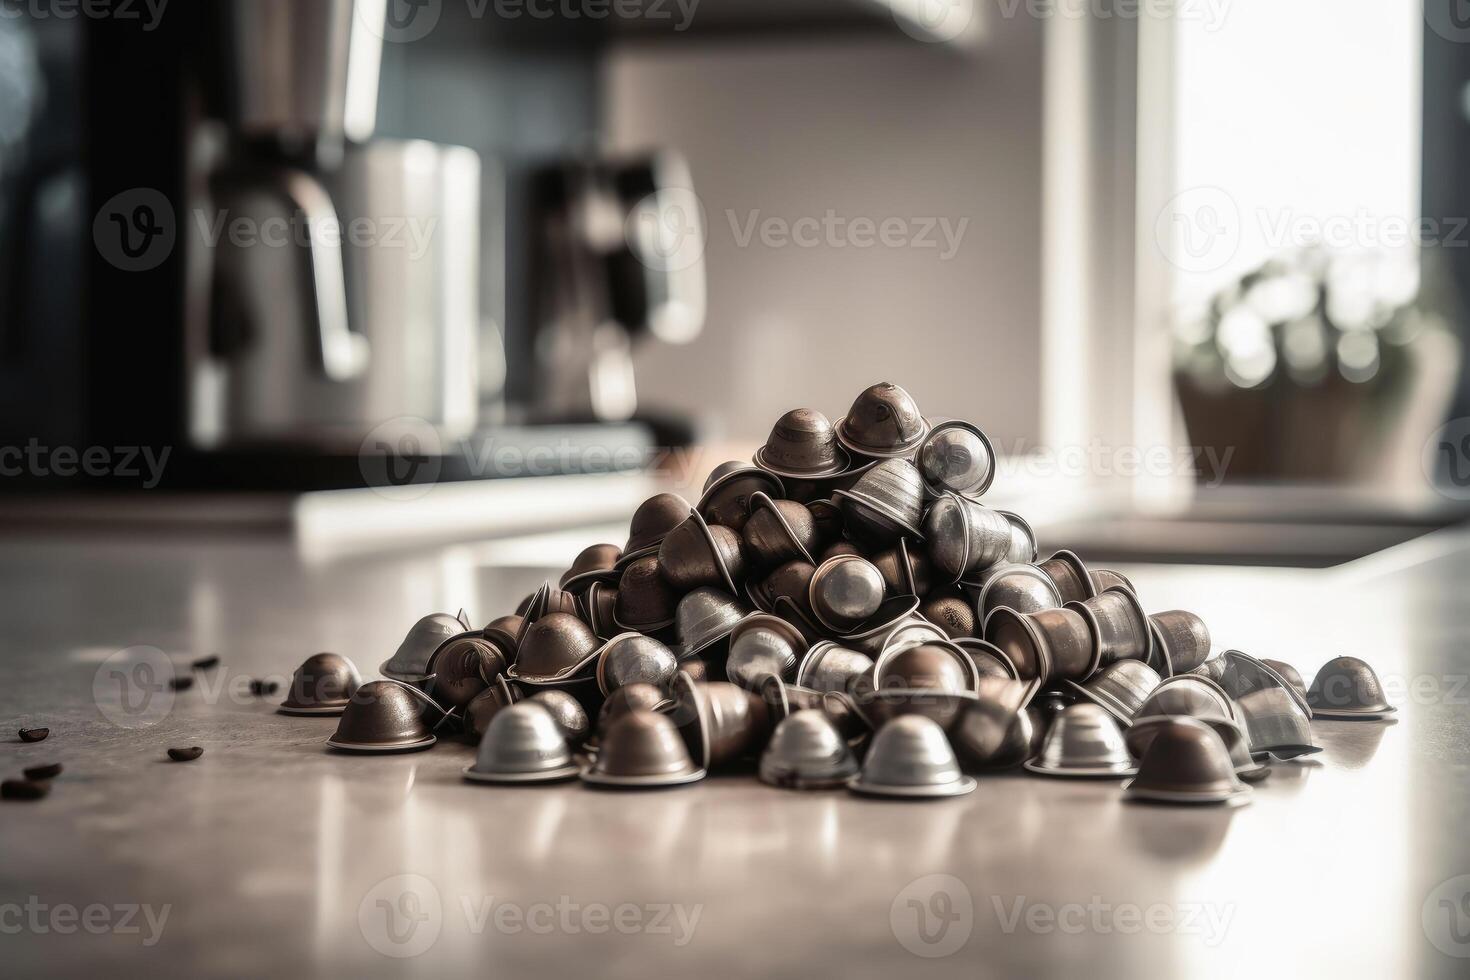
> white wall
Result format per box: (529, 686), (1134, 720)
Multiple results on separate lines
(604, 21), (1046, 449)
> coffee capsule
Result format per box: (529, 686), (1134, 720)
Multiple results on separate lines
(837, 595), (924, 656)
(848, 715), (976, 798)
(464, 702), (580, 783)
(1147, 610), (1211, 675)
(759, 710), (861, 790)
(560, 543), (622, 593)
(613, 555), (678, 632)
(806, 499), (845, 548)
(674, 588), (747, 659)
(380, 612), (468, 684)
(520, 582), (580, 628)
(482, 614), (526, 656)
(510, 613), (601, 685)
(580, 581), (620, 641)
(279, 652), (362, 715)
(920, 592), (977, 639)
(1144, 620), (1174, 678)
(996, 511), (1039, 565)
(1136, 674), (1238, 723)
(754, 408), (851, 480)
(726, 614), (808, 690)
(581, 710), (706, 788)
(598, 683), (671, 733)
(1023, 703), (1136, 777)
(918, 420), (995, 500)
(1069, 586), (1152, 668)
(984, 605), (1098, 685)
(873, 640), (978, 694)
(659, 511), (745, 594)
(953, 677), (1040, 770)
(742, 492), (818, 568)
(621, 493), (693, 565)
(952, 637), (1019, 681)
(1123, 716), (1252, 805)
(595, 633), (678, 695)
(977, 563), (1063, 620)
(836, 382), (930, 459)
(526, 689), (591, 745)
(1064, 659), (1162, 726)
(850, 687), (978, 733)
(1237, 686), (1322, 760)
(870, 539), (932, 598)
(833, 459), (927, 546)
(1090, 568), (1136, 594)
(698, 461), (785, 531)
(327, 680), (438, 752)
(1215, 650), (1313, 719)
(1306, 656), (1396, 720)
(1036, 550), (1096, 605)
(466, 676), (523, 739)
(670, 671), (772, 770)
(875, 615), (950, 658)
(426, 633), (508, 711)
(1261, 659), (1308, 704)
(795, 640), (875, 695)
(760, 559), (819, 617)
(924, 494), (1013, 583)
(1126, 715), (1268, 782)
(760, 675), (869, 747)
(809, 555), (886, 633)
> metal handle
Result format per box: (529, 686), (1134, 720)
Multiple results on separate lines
(279, 170), (370, 381)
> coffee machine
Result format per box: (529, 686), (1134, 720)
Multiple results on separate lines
(0, 0), (702, 490)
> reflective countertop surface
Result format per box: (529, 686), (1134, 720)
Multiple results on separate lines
(1, 522), (1468, 979)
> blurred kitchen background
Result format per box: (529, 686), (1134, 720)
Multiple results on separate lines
(0, 0), (1467, 565)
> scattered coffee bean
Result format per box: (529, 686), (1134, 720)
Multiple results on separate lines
(18, 728), (49, 743)
(169, 675), (195, 692)
(2, 779), (49, 800)
(191, 654), (221, 671)
(167, 746), (204, 762)
(248, 679), (279, 696)
(23, 763), (62, 781)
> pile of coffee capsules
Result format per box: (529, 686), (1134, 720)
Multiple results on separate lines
(283, 382), (1397, 804)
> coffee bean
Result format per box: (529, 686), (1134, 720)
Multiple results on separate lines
(23, 763), (62, 781)
(167, 746), (204, 762)
(18, 728), (49, 743)
(1, 779), (49, 800)
(169, 675), (195, 692)
(191, 654), (221, 671)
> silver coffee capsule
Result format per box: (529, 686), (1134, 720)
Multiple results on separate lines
(1127, 714), (1268, 782)
(1148, 610), (1211, 675)
(581, 710), (707, 789)
(809, 554), (886, 633)
(977, 563), (1063, 620)
(698, 461), (785, 531)
(837, 595), (924, 656)
(833, 459), (927, 545)
(1035, 550), (1096, 605)
(1215, 649), (1313, 719)
(996, 510), (1039, 565)
(380, 612), (470, 684)
(1023, 703), (1136, 777)
(848, 714), (976, 799)
(795, 640), (875, 694)
(1123, 716), (1252, 806)
(953, 677), (1040, 770)
(1137, 674), (1238, 723)
(674, 587), (748, 659)
(924, 494), (1013, 583)
(726, 614), (808, 691)
(594, 633), (678, 695)
(1237, 686), (1322, 760)
(463, 702), (580, 784)
(835, 382), (931, 459)
(525, 689), (591, 745)
(1069, 585), (1153, 667)
(759, 710), (861, 790)
(918, 420), (995, 500)
(327, 680), (438, 753)
(1063, 659), (1162, 726)
(1306, 656), (1396, 720)
(279, 652), (362, 715)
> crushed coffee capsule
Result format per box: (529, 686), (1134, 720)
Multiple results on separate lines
(167, 746), (204, 762)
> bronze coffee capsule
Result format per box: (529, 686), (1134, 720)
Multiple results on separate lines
(806, 499), (845, 550)
(976, 563), (1063, 620)
(1126, 714), (1268, 783)
(795, 641), (876, 695)
(613, 554), (679, 632)
(327, 680), (438, 753)
(1306, 656), (1396, 720)
(809, 555), (886, 634)
(924, 494), (1013, 583)
(1123, 716), (1251, 806)
(466, 676), (522, 739)
(1147, 609), (1211, 675)
(753, 408), (851, 479)
(581, 710), (706, 788)
(519, 581), (580, 630)
(984, 606), (1097, 685)
(952, 637), (1018, 681)
(833, 459), (927, 546)
(426, 632), (509, 711)
(953, 677), (1039, 770)
(742, 492), (818, 568)
(835, 382), (930, 459)
(920, 591), (977, 639)
(659, 510), (745, 594)
(1036, 550), (1096, 605)
(761, 559), (819, 618)
(620, 493), (692, 565)
(510, 612), (601, 684)
(482, 614), (525, 657)
(918, 419), (995, 499)
(597, 682), (671, 733)
(1090, 568), (1136, 594)
(579, 581), (620, 641)
(698, 461), (784, 531)
(1063, 659), (1162, 726)
(1069, 585), (1152, 668)
(669, 671), (772, 770)
(873, 640), (978, 694)
(279, 652), (362, 716)
(559, 543), (622, 593)
(870, 539), (932, 598)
